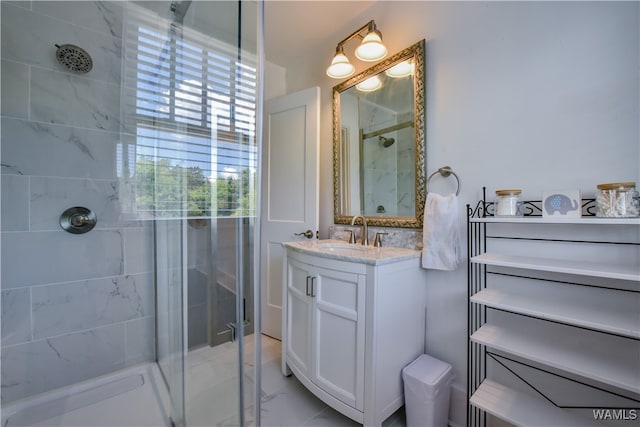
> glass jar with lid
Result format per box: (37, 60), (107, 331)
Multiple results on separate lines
(495, 189), (523, 217)
(596, 182), (639, 218)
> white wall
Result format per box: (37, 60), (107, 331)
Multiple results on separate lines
(265, 61), (287, 100)
(274, 1), (639, 425)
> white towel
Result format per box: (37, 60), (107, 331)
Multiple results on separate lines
(421, 192), (461, 270)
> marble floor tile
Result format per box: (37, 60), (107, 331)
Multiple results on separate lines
(259, 377), (329, 427)
(257, 358), (291, 397)
(190, 335), (406, 427)
(301, 406), (362, 427)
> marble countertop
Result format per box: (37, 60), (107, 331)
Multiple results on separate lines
(283, 239), (421, 266)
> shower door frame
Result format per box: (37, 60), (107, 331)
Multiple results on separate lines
(154, 217), (188, 427)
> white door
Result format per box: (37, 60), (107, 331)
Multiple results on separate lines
(261, 87), (320, 339)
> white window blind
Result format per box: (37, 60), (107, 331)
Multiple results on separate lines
(122, 5), (257, 218)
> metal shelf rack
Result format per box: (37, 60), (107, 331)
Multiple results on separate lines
(466, 188), (640, 427)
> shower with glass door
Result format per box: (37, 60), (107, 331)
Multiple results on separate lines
(0, 1), (261, 425)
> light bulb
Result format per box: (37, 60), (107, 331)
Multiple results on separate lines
(326, 51), (355, 79)
(385, 60), (413, 78)
(356, 75), (382, 92)
(355, 31), (387, 62)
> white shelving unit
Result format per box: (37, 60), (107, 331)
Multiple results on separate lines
(471, 319), (639, 394)
(470, 287), (639, 339)
(466, 199), (640, 427)
(471, 217), (640, 225)
(471, 252), (640, 281)
(469, 380), (603, 427)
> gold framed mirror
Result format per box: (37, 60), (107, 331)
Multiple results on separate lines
(333, 39), (425, 228)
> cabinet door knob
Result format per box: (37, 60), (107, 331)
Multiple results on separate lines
(305, 275), (311, 296)
(310, 276), (316, 297)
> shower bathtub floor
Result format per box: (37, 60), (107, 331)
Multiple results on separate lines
(1, 363), (171, 427)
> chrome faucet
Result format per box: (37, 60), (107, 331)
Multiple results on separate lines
(350, 215), (368, 245)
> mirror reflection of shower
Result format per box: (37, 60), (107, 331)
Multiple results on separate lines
(379, 135), (395, 147)
(170, 1), (192, 23)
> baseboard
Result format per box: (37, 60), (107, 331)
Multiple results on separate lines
(448, 381), (467, 427)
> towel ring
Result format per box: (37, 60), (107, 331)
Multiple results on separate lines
(426, 166), (461, 196)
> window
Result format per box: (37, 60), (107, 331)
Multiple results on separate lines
(121, 5), (257, 218)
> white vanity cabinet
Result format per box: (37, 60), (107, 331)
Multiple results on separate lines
(282, 243), (426, 426)
(285, 255), (366, 410)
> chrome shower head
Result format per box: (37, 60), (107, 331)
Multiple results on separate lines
(55, 44), (92, 74)
(379, 136), (395, 148)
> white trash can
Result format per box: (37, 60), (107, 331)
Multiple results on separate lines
(402, 354), (455, 427)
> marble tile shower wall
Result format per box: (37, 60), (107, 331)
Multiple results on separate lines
(361, 102), (398, 216)
(361, 105), (415, 218)
(1, 1), (155, 404)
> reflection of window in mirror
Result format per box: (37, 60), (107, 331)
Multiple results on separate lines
(339, 127), (353, 213)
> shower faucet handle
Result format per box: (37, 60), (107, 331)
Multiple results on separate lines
(60, 207), (97, 234)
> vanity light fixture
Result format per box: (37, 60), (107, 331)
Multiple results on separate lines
(326, 45), (355, 79)
(326, 20), (388, 79)
(355, 75), (382, 92)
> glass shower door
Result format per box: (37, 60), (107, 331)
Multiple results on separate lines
(123, 1), (260, 425)
(122, 3), (197, 425)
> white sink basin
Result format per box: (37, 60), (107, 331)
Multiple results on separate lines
(315, 242), (371, 252)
